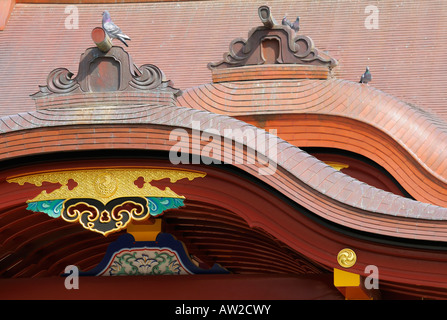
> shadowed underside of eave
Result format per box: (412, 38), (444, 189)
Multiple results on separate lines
(0, 200), (326, 279)
(2, 154), (447, 299)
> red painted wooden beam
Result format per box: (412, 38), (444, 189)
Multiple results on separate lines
(0, 274), (343, 300)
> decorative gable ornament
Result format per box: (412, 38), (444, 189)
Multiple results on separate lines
(31, 30), (181, 109)
(8, 167), (206, 236)
(208, 5), (338, 82)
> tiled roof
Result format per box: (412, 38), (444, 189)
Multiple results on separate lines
(2, 1), (447, 295)
(2, 104), (447, 243)
(178, 78), (447, 207)
(3, 94), (447, 296)
(1, 1), (447, 122)
(1, 1), (446, 241)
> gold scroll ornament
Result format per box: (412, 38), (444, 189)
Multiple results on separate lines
(7, 167), (206, 204)
(7, 167), (206, 236)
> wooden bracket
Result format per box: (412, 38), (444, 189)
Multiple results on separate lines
(127, 217), (162, 241)
(333, 268), (380, 300)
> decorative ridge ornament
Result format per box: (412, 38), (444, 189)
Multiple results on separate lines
(8, 167), (206, 236)
(258, 5), (278, 29)
(31, 42), (181, 109)
(208, 6), (338, 81)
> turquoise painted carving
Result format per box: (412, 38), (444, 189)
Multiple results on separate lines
(27, 199), (64, 218)
(147, 197), (184, 216)
(26, 197), (184, 236)
(7, 167), (205, 236)
(27, 197), (183, 219)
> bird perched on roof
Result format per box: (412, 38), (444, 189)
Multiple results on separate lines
(102, 10), (131, 47)
(282, 15), (300, 32)
(359, 67), (372, 84)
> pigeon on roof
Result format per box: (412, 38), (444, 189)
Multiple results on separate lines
(102, 10), (131, 47)
(282, 16), (300, 32)
(360, 67), (372, 84)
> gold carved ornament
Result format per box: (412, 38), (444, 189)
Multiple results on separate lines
(7, 167), (205, 204)
(323, 161), (349, 171)
(7, 167), (206, 236)
(337, 248), (357, 268)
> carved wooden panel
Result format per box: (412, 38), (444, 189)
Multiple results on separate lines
(208, 6), (338, 71)
(31, 46), (181, 109)
(88, 57), (121, 92)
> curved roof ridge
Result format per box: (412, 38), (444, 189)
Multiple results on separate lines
(177, 78), (447, 185)
(1, 104), (447, 236)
